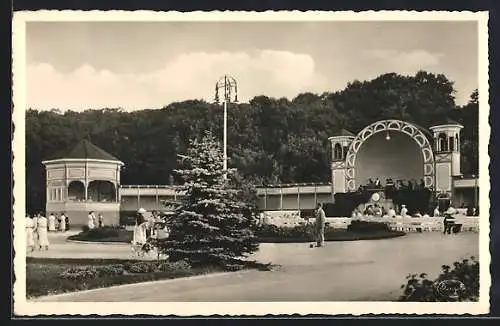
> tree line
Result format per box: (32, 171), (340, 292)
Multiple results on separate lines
(25, 70), (479, 214)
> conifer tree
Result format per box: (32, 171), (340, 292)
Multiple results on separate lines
(159, 131), (259, 267)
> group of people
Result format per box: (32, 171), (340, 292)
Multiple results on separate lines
(87, 211), (105, 230)
(132, 208), (170, 248)
(47, 212), (69, 232)
(362, 178), (427, 191)
(351, 204), (447, 219)
(26, 212), (69, 252)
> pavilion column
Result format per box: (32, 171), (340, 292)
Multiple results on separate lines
(264, 188), (268, 210)
(137, 187), (140, 210)
(155, 185), (159, 210)
(84, 161), (88, 200)
(279, 188), (283, 211)
(297, 186), (301, 212)
(314, 185), (317, 205)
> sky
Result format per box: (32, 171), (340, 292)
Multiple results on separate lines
(26, 21), (479, 111)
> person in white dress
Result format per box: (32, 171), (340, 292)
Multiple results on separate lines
(92, 212), (98, 228)
(59, 213), (66, 232)
(26, 215), (35, 252)
(48, 213), (56, 232)
(400, 205), (408, 218)
(433, 206), (441, 217)
(388, 207), (396, 218)
(87, 211), (95, 230)
(132, 208), (148, 245)
(36, 213), (50, 251)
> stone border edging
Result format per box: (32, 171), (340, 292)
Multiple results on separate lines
(30, 270), (254, 301)
(66, 239), (130, 246)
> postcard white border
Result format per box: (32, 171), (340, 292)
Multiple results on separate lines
(12, 10), (490, 316)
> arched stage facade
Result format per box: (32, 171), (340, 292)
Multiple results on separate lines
(344, 119), (435, 192)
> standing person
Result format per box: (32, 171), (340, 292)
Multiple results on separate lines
(87, 211), (95, 230)
(98, 213), (104, 228)
(65, 214), (70, 231)
(433, 206), (441, 217)
(25, 214), (35, 252)
(59, 212), (66, 232)
(48, 213), (56, 232)
(132, 208), (148, 255)
(36, 213), (50, 251)
(400, 205), (408, 217)
(314, 203), (326, 248)
(443, 204), (457, 234)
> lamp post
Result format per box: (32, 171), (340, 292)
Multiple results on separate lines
(215, 75), (238, 179)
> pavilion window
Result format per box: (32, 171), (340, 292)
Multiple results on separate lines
(449, 136), (455, 151)
(334, 143), (343, 160)
(438, 133), (448, 152)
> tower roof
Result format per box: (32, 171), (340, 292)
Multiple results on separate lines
(47, 139), (120, 161)
(431, 117), (462, 127)
(331, 129), (355, 137)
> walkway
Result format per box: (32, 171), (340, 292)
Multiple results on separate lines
(28, 231), (151, 260)
(32, 232), (479, 302)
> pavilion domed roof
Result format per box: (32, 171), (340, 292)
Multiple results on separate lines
(47, 139), (120, 161)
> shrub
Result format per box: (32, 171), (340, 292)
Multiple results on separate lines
(255, 223), (319, 239)
(123, 261), (157, 274)
(399, 256), (479, 302)
(122, 260), (192, 274)
(59, 264), (127, 281)
(95, 264), (126, 277)
(85, 225), (124, 239)
(157, 260), (191, 272)
(59, 266), (99, 281)
(347, 220), (389, 233)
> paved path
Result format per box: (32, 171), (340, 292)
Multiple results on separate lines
(32, 232), (479, 302)
(28, 231), (160, 260)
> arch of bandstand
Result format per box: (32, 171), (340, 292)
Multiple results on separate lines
(43, 120), (480, 228)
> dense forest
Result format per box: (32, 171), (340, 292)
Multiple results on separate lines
(26, 71), (479, 213)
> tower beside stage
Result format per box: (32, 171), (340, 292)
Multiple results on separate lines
(328, 129), (355, 194)
(429, 119), (464, 198)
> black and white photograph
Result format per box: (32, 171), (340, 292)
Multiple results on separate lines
(12, 10), (490, 315)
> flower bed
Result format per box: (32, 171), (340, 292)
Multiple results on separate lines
(26, 257), (219, 298)
(255, 222), (404, 243)
(68, 225), (133, 243)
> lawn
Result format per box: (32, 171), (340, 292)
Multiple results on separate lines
(26, 257), (223, 298)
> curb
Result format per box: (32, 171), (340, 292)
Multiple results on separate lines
(30, 270), (255, 301)
(65, 239), (131, 246)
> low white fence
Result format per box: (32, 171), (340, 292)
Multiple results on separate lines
(260, 210), (480, 233)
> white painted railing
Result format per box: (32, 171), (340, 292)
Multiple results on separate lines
(260, 210), (480, 232)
